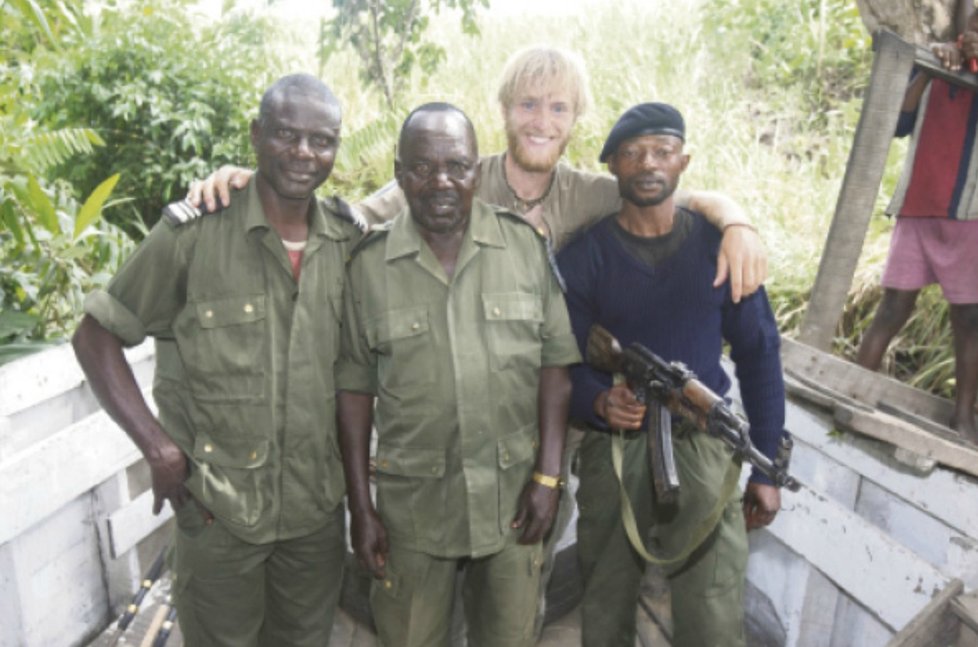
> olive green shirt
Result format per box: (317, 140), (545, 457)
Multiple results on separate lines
(335, 199), (581, 558)
(357, 153), (621, 250)
(84, 181), (360, 544)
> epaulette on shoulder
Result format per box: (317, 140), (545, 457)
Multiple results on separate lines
(493, 207), (567, 292)
(161, 199), (205, 227)
(348, 221), (393, 260)
(330, 195), (368, 233)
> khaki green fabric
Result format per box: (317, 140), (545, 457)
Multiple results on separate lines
(576, 421), (748, 647)
(84, 180), (359, 544)
(336, 199), (581, 558)
(171, 502), (346, 647)
(370, 539), (543, 647)
(356, 153), (621, 249)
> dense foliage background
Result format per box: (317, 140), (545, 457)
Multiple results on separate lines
(0, 0), (958, 399)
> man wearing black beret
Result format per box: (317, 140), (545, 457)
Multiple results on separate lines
(557, 102), (788, 647)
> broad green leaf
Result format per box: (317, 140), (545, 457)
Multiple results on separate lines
(26, 175), (58, 234)
(0, 310), (40, 339)
(0, 201), (25, 247)
(74, 173), (120, 239)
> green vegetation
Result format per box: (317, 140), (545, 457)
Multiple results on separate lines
(1, 0), (289, 362)
(0, 0), (959, 399)
(320, 0), (489, 110)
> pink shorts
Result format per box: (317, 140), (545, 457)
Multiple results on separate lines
(881, 217), (978, 304)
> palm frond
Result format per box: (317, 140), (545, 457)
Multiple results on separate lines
(21, 128), (104, 173)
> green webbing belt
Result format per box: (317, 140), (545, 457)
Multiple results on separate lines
(611, 429), (740, 566)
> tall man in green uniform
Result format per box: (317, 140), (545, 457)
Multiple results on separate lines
(71, 74), (360, 646)
(335, 103), (581, 647)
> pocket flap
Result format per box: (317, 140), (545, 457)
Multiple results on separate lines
(367, 306), (430, 346)
(196, 294), (266, 328)
(193, 432), (269, 468)
(497, 429), (536, 469)
(482, 293), (543, 322)
(375, 444), (445, 478)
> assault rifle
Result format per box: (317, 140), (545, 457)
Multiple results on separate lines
(585, 325), (801, 502)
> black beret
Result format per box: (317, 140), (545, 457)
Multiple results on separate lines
(599, 102), (685, 162)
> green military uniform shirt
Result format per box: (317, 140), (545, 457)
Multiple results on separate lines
(335, 198), (581, 558)
(84, 181), (360, 544)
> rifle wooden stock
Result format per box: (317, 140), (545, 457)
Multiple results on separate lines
(585, 324), (624, 374)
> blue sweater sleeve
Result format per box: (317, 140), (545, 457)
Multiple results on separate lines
(721, 286), (786, 485)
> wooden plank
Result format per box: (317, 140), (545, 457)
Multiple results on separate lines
(954, 591), (978, 634)
(912, 44), (978, 91)
(0, 341), (152, 417)
(786, 399), (978, 540)
(767, 483), (951, 631)
(798, 30), (918, 349)
(877, 401), (962, 442)
(834, 405), (978, 478)
(886, 579), (963, 647)
(959, 625), (978, 647)
(784, 367), (972, 473)
(0, 392), (152, 545)
(107, 487), (173, 558)
(782, 337), (955, 423)
(784, 370), (875, 413)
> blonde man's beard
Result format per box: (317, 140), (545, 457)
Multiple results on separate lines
(505, 126), (569, 173)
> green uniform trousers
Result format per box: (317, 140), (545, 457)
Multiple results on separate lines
(576, 422), (748, 647)
(370, 539), (544, 647)
(172, 502), (346, 647)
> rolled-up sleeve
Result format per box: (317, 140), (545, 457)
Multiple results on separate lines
(83, 220), (191, 345)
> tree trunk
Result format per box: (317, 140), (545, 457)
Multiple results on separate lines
(856, 0), (970, 45)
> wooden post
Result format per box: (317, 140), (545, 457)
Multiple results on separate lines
(798, 30), (915, 349)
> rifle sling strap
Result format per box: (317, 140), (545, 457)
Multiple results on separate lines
(611, 429), (740, 566)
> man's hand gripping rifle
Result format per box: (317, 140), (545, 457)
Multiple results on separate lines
(585, 325), (801, 504)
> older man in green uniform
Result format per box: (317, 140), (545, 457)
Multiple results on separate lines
(335, 102), (580, 647)
(71, 74), (360, 646)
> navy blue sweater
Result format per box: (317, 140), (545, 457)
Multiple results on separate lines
(557, 210), (785, 484)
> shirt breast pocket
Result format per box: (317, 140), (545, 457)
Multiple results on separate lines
(483, 292), (544, 371)
(185, 294), (267, 402)
(366, 305), (436, 392)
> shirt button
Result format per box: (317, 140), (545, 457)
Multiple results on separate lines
(203, 443), (213, 453)
(430, 467), (438, 474)
(250, 450), (258, 461)
(384, 580), (393, 590)
(204, 310), (214, 319)
(244, 303), (254, 314)
(502, 452), (510, 462)
(492, 307), (501, 317)
(411, 321), (420, 331)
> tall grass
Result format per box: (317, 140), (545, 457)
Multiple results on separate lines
(266, 0), (956, 399)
